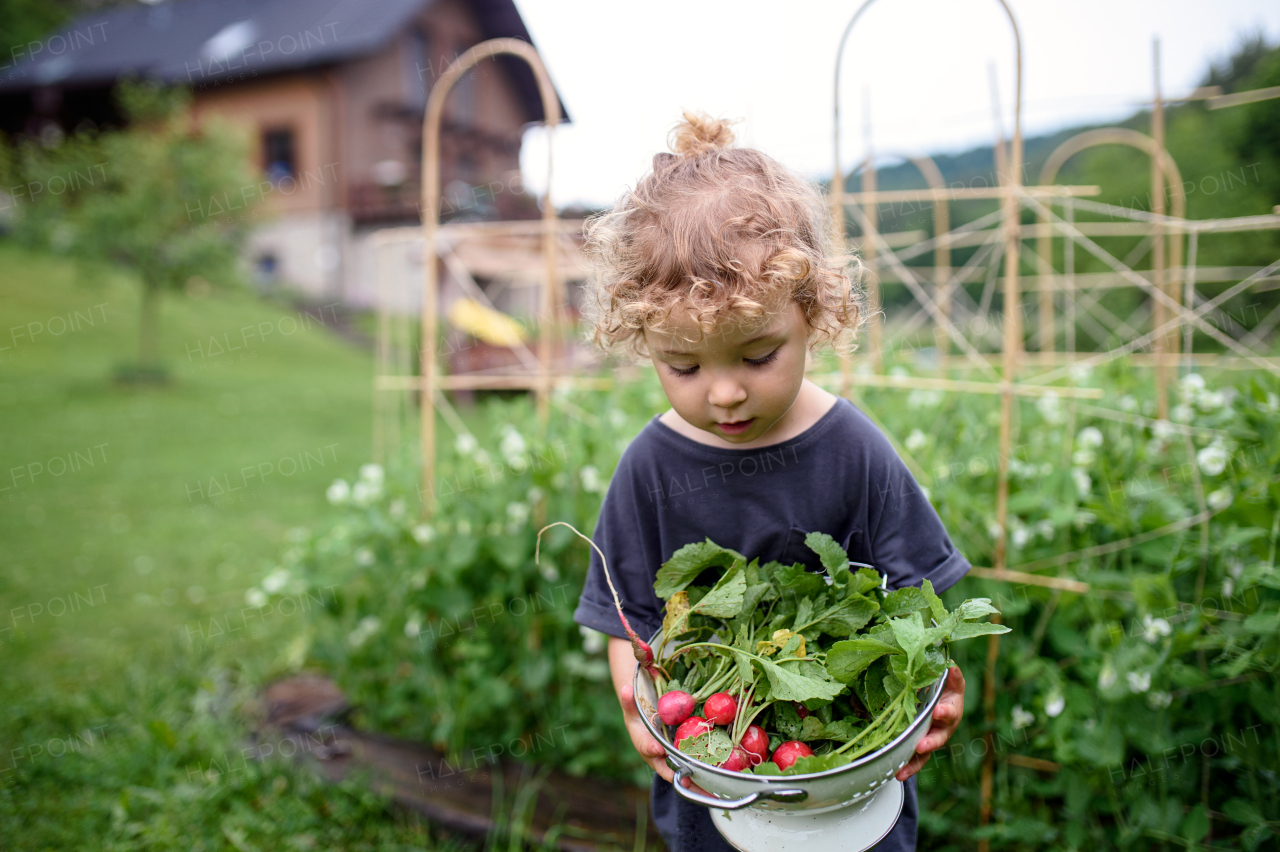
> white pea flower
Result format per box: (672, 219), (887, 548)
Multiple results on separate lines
(1180, 373), (1205, 395)
(1196, 389), (1225, 412)
(355, 547), (375, 567)
(1119, 395), (1138, 412)
(411, 524), (435, 544)
(905, 429), (927, 452)
(262, 569), (290, 594)
(347, 615), (382, 649)
(1148, 691), (1172, 709)
(326, 479), (351, 505)
(1072, 449), (1097, 467)
(1072, 468), (1092, 494)
(1074, 510), (1096, 530)
(389, 498), (406, 519)
(1069, 363), (1092, 383)
(1141, 614), (1172, 643)
(526, 486), (545, 505)
(1171, 404), (1193, 423)
(506, 501), (530, 527)
(404, 615), (422, 638)
(907, 389), (944, 409)
(1126, 671), (1151, 693)
(1207, 488), (1233, 511)
(1036, 392), (1064, 424)
(1045, 692), (1065, 718)
(1036, 520), (1056, 541)
(359, 464), (384, 487)
(1197, 443), (1229, 476)
(245, 588), (268, 608)
(580, 465), (604, 493)
(579, 626), (606, 654)
(1012, 526), (1030, 549)
(1098, 663), (1117, 689)
(1222, 577), (1234, 598)
(352, 480), (381, 506)
(455, 433), (478, 456)
(539, 562), (560, 582)
(1011, 705), (1034, 730)
(1077, 426), (1104, 449)
(500, 425), (528, 468)
(1152, 420), (1177, 441)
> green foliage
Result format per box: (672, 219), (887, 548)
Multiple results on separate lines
(4, 79), (260, 369)
(263, 358), (1280, 846)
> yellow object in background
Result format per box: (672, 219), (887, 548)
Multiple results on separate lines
(446, 298), (526, 346)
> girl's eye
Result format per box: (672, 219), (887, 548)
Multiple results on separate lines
(745, 349), (780, 367)
(667, 364), (699, 377)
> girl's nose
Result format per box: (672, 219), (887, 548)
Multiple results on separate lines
(707, 376), (748, 409)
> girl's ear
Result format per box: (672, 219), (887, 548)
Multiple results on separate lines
(652, 152), (677, 172)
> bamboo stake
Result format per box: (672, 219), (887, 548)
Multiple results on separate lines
(418, 38), (561, 517)
(983, 9), (1022, 848)
(861, 97), (882, 373)
(1152, 39), (1170, 419)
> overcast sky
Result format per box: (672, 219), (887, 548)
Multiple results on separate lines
(513, 0), (1280, 208)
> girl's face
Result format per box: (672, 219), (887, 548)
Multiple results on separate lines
(646, 301), (809, 447)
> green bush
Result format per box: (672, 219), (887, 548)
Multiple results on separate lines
(263, 362), (1280, 847)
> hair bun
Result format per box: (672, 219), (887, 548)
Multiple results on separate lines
(670, 111), (735, 158)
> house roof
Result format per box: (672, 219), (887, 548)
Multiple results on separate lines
(0, 0), (568, 123)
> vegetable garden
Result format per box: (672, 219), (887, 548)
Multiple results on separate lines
(267, 357), (1280, 850)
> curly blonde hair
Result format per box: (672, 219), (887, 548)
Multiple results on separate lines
(583, 112), (862, 357)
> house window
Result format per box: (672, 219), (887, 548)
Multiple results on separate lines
(263, 128), (296, 185)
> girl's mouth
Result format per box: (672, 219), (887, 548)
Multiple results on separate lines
(716, 419), (755, 435)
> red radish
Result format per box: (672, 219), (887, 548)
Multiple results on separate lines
(772, 741), (813, 771)
(674, 716), (713, 746)
(795, 703), (811, 719)
(740, 725), (769, 763)
(537, 522), (664, 678)
(719, 746), (751, 772)
(703, 692), (737, 726)
(658, 691), (696, 726)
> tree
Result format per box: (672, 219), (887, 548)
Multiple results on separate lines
(5, 79), (260, 378)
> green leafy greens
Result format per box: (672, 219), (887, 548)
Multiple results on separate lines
(652, 536), (1009, 775)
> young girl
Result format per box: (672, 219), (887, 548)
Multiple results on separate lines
(572, 113), (969, 852)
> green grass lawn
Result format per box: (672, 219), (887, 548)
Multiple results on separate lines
(0, 243), (441, 850)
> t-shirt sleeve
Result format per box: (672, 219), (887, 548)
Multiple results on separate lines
(572, 443), (665, 642)
(863, 426), (971, 595)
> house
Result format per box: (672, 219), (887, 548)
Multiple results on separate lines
(0, 0), (570, 304)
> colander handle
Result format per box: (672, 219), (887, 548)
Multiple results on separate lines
(671, 766), (808, 810)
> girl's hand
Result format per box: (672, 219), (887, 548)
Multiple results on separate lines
(896, 665), (965, 781)
(609, 637), (709, 794)
(617, 682), (676, 782)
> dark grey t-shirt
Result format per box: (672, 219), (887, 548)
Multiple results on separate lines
(573, 398), (970, 852)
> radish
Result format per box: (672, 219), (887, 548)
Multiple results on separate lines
(674, 716), (713, 746)
(703, 692), (737, 726)
(719, 746), (751, 772)
(794, 703), (811, 719)
(537, 522), (663, 678)
(740, 725), (769, 764)
(658, 691), (696, 726)
(772, 741), (813, 771)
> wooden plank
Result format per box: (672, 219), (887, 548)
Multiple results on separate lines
(810, 371), (1103, 399)
(376, 375), (612, 391)
(842, 185), (1099, 204)
(967, 566), (1090, 594)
